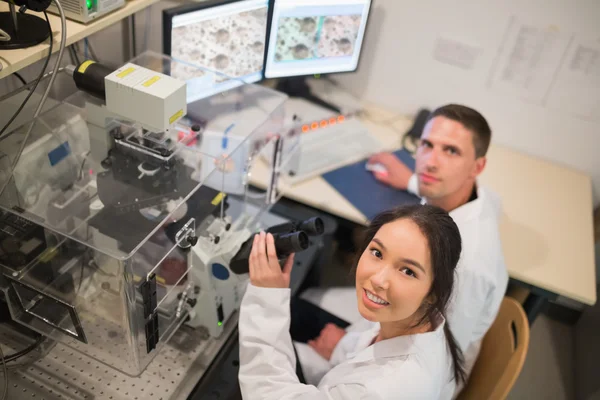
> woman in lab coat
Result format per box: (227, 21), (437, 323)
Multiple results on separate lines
(238, 204), (466, 399)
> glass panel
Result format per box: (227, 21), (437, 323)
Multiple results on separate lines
(0, 51), (290, 376)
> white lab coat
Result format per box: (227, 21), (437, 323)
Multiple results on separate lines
(443, 186), (508, 384)
(299, 183), (508, 390)
(238, 283), (457, 400)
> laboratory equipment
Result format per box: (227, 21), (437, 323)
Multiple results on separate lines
(163, 0), (269, 102)
(46, 0), (125, 23)
(0, 0), (51, 49)
(264, 0), (372, 111)
(229, 216), (324, 274)
(0, 52), (304, 379)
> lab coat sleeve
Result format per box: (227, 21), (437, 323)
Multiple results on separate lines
(238, 284), (376, 400)
(407, 173), (420, 197)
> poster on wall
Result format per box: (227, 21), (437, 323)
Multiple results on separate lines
(487, 15), (572, 105)
(545, 38), (600, 122)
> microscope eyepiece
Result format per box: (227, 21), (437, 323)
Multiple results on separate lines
(298, 217), (324, 236)
(274, 231), (309, 256)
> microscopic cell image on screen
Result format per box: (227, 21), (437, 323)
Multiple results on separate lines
(171, 7), (267, 80)
(273, 14), (362, 62)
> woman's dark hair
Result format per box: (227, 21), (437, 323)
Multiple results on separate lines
(356, 204), (466, 384)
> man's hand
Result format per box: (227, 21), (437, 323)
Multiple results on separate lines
(308, 323), (347, 361)
(367, 152), (413, 190)
(249, 232), (294, 289)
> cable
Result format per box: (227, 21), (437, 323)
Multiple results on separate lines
(78, 151), (90, 180)
(0, 0), (67, 199)
(86, 38), (99, 62)
(0, 67), (67, 106)
(3, 336), (44, 363)
(13, 72), (27, 86)
(0, 345), (7, 400)
(0, 28), (9, 42)
(68, 46), (80, 66)
(0, 11), (53, 138)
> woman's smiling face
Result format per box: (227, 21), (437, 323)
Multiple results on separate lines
(355, 218), (434, 325)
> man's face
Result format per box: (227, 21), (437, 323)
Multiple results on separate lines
(415, 116), (485, 200)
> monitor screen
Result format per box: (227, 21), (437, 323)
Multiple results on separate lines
(165, 0), (269, 101)
(264, 0), (372, 79)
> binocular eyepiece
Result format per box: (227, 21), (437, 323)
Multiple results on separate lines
(273, 231), (309, 258)
(297, 217), (324, 236)
(229, 217), (324, 275)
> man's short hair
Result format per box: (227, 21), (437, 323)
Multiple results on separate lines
(427, 104), (492, 158)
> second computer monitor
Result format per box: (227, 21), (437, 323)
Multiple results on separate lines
(264, 0), (372, 79)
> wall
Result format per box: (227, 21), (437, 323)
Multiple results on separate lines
(2, 0), (598, 205)
(334, 0), (600, 207)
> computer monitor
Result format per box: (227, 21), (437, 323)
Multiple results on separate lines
(263, 0), (372, 112)
(163, 0), (270, 102)
(264, 0), (372, 79)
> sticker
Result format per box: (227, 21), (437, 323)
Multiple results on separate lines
(77, 60), (95, 73)
(47, 141), (71, 166)
(169, 109), (184, 124)
(211, 192), (226, 206)
(142, 76), (161, 87)
(116, 67), (135, 78)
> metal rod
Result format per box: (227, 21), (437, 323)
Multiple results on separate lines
(9, 4), (17, 32)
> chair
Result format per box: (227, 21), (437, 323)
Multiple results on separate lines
(458, 297), (530, 400)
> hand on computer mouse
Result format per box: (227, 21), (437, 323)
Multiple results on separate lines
(365, 162), (388, 175)
(367, 152), (412, 190)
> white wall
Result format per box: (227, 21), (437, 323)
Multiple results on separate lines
(3, 0), (598, 205)
(334, 0), (600, 207)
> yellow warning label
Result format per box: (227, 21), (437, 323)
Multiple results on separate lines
(78, 60), (95, 73)
(211, 192), (226, 206)
(116, 67), (135, 79)
(142, 76), (161, 87)
(169, 109), (184, 124)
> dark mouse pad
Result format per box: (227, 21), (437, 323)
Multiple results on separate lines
(322, 149), (420, 221)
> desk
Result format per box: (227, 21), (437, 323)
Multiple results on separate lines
(0, 0), (159, 79)
(249, 104), (597, 311)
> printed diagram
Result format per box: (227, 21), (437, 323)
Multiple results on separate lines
(172, 8), (267, 79)
(274, 15), (362, 62)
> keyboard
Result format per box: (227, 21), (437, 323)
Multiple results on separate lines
(285, 117), (384, 184)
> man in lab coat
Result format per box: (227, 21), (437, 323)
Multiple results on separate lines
(299, 104), (508, 390)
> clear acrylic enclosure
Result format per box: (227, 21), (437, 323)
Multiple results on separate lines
(0, 52), (292, 376)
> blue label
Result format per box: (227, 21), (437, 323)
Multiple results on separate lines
(47, 141), (71, 167)
(212, 263), (230, 281)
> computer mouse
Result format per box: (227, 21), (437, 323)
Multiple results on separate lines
(366, 163), (388, 175)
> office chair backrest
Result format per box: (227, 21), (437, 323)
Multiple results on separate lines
(458, 297), (530, 400)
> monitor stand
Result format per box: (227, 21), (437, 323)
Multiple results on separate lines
(276, 77), (341, 114)
(0, 5), (51, 50)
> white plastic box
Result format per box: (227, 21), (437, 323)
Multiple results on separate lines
(105, 63), (187, 133)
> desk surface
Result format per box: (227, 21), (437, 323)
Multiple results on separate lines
(250, 104), (597, 306)
(0, 0), (159, 79)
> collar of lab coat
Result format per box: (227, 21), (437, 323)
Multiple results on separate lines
(422, 185), (496, 223)
(345, 313), (446, 364)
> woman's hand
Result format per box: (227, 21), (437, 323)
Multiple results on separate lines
(249, 231), (295, 289)
(308, 323), (347, 361)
